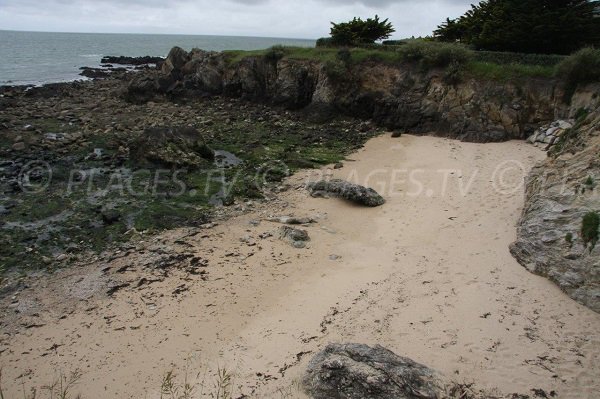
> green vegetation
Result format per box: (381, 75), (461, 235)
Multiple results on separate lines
(585, 176), (595, 187)
(556, 48), (600, 100)
(566, 232), (574, 244)
(226, 42), (561, 82)
(324, 15), (395, 46)
(434, 0), (600, 55)
(465, 61), (554, 81)
(582, 211), (600, 248)
(395, 41), (472, 68)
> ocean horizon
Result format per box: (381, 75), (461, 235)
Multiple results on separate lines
(0, 30), (316, 87)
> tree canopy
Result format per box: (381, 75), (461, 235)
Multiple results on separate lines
(329, 15), (395, 46)
(434, 0), (600, 54)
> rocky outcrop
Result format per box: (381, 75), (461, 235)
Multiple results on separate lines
(130, 126), (214, 168)
(307, 179), (386, 207)
(511, 86), (600, 312)
(303, 343), (443, 399)
(101, 55), (164, 66)
(125, 47), (571, 143)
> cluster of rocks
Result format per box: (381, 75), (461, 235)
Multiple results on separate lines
(526, 119), (574, 150)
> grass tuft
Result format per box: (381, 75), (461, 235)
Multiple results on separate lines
(582, 211), (600, 249)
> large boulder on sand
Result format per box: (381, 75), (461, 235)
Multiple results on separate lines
(303, 343), (442, 399)
(130, 126), (214, 168)
(307, 179), (385, 207)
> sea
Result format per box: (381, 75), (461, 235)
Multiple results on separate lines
(0, 30), (315, 87)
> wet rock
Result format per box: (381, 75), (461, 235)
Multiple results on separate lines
(307, 179), (385, 207)
(279, 226), (310, 248)
(101, 55), (164, 66)
(130, 126), (213, 168)
(79, 67), (110, 79)
(303, 343), (442, 399)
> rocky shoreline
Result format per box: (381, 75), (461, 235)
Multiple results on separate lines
(0, 46), (599, 398)
(0, 63), (382, 281)
(3, 46), (598, 312)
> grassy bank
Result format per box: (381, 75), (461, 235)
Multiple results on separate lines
(225, 42), (600, 84)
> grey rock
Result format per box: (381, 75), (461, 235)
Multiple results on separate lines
(307, 179), (385, 207)
(303, 343), (442, 399)
(162, 46), (190, 76)
(279, 226), (310, 249)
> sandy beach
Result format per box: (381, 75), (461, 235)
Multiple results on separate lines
(2, 134), (600, 398)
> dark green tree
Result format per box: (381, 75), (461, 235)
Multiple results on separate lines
(434, 0), (600, 54)
(329, 15), (395, 46)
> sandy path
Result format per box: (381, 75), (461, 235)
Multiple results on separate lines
(2, 135), (600, 398)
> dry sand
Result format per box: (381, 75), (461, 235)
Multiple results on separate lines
(2, 134), (600, 398)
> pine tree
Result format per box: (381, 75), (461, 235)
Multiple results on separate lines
(434, 0), (600, 54)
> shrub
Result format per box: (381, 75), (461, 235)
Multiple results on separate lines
(316, 37), (335, 48)
(556, 48), (600, 99)
(585, 176), (595, 187)
(264, 45), (289, 63)
(396, 41), (473, 68)
(336, 48), (352, 66)
(582, 211), (600, 248)
(324, 60), (348, 82)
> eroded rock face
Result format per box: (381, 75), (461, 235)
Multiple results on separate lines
(125, 47), (569, 143)
(511, 87), (600, 312)
(303, 343), (442, 399)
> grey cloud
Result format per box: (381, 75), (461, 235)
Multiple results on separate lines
(0, 0), (474, 38)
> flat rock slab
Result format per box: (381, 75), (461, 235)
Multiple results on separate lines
(303, 343), (442, 399)
(307, 179), (385, 207)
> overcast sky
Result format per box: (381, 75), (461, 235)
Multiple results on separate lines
(0, 0), (473, 39)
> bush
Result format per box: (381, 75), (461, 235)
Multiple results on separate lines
(324, 60), (348, 82)
(582, 211), (600, 248)
(556, 48), (600, 94)
(264, 45), (289, 63)
(316, 37), (335, 48)
(396, 41), (473, 68)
